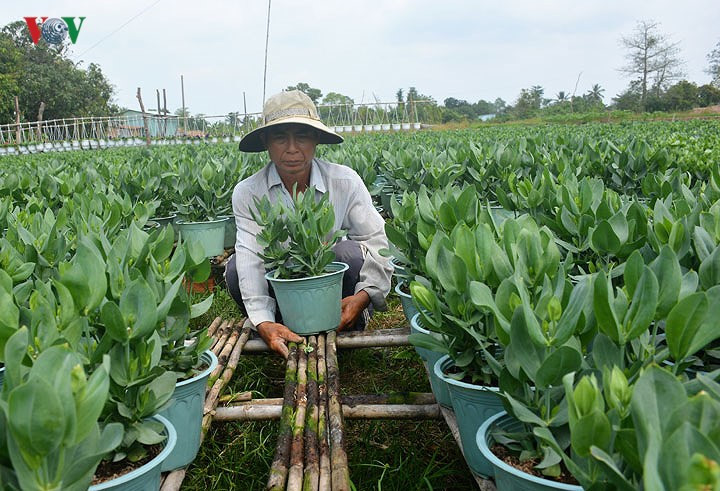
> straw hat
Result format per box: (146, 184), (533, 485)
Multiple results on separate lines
(238, 90), (343, 152)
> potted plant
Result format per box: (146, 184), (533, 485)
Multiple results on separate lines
(174, 159), (233, 257)
(0, 328), (124, 491)
(251, 185), (348, 335)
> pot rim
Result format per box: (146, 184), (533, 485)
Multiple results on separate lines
(265, 261), (348, 283)
(433, 353), (499, 392)
(175, 350), (218, 388)
(477, 411), (583, 490)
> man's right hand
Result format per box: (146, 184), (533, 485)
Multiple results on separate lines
(256, 321), (304, 359)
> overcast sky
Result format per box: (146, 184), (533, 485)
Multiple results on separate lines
(6, 1), (720, 116)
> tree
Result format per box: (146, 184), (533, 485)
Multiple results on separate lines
(554, 91), (569, 104)
(286, 82), (322, 103)
(585, 84), (605, 105)
(0, 20), (116, 124)
(706, 40), (720, 87)
(698, 84), (720, 107)
(619, 20), (685, 110)
(512, 86), (545, 119)
(174, 107), (190, 118)
(662, 80), (698, 111)
(322, 92), (354, 105)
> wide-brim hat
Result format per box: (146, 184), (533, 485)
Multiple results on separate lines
(238, 90), (343, 152)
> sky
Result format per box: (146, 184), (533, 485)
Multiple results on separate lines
(5, 1), (720, 116)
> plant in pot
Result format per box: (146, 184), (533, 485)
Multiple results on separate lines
(251, 185), (347, 335)
(173, 153), (234, 258)
(0, 327), (123, 491)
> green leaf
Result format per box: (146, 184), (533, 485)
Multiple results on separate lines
(8, 378), (66, 460)
(699, 245), (720, 290)
(101, 301), (128, 342)
(190, 293), (214, 319)
(572, 411), (612, 457)
(535, 346), (582, 389)
(665, 292), (709, 361)
(650, 246), (681, 320)
(120, 277), (158, 340)
(623, 266), (659, 340)
(593, 272), (621, 343)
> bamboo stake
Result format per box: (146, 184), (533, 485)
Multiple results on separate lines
(326, 332), (350, 491)
(218, 391), (252, 404)
(317, 335), (331, 491)
(159, 469), (185, 491)
(211, 319), (233, 355)
(225, 392), (435, 408)
(209, 318), (231, 351)
(241, 328), (410, 352)
(286, 346), (308, 491)
(213, 402), (441, 421)
(207, 316), (223, 338)
(267, 343), (299, 490)
(303, 336), (320, 491)
(210, 326), (240, 380)
(201, 324), (251, 436)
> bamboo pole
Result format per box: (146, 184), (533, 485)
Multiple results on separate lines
(202, 324), (251, 436)
(286, 346), (308, 491)
(14, 96), (20, 144)
(211, 319), (233, 355)
(303, 336), (320, 491)
(229, 393), (435, 407)
(207, 316), (223, 338)
(317, 335), (331, 491)
(218, 391), (252, 404)
(267, 343), (299, 490)
(136, 87), (151, 146)
(159, 469), (185, 491)
(213, 402), (441, 421)
(210, 326), (240, 380)
(241, 328), (411, 353)
(326, 332), (350, 491)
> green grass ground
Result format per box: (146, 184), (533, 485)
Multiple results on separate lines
(184, 287), (476, 490)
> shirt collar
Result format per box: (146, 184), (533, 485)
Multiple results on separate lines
(267, 158), (327, 194)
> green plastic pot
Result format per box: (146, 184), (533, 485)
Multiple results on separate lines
(89, 415), (176, 491)
(395, 281), (418, 324)
(266, 262), (348, 335)
(410, 314), (452, 408)
(0, 365), (4, 389)
(219, 214), (236, 249)
(159, 350), (218, 471)
(477, 412), (583, 490)
(389, 256), (407, 278)
(176, 217), (231, 257)
(434, 355), (503, 477)
(151, 213), (176, 229)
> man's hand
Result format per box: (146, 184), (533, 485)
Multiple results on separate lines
(256, 321), (304, 358)
(339, 290), (371, 332)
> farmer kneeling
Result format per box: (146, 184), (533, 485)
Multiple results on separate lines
(225, 90), (392, 358)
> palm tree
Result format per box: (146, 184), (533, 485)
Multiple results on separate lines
(586, 84), (605, 104)
(555, 91), (569, 104)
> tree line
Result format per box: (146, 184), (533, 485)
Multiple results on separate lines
(1, 19), (719, 126)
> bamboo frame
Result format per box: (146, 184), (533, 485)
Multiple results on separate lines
(241, 328), (410, 353)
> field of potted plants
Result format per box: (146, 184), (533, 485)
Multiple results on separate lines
(0, 119), (719, 488)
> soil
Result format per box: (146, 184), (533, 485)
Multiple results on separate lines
(91, 444), (163, 485)
(400, 282), (410, 295)
(491, 444), (579, 485)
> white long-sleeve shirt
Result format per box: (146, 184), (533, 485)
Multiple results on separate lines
(232, 158), (392, 326)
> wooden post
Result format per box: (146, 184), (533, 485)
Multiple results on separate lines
(136, 87), (151, 146)
(14, 96), (20, 144)
(36, 102), (45, 141)
(156, 89), (163, 138)
(242, 91), (248, 133)
(163, 88), (168, 136)
(181, 75), (187, 135)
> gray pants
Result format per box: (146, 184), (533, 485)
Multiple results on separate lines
(224, 240), (371, 330)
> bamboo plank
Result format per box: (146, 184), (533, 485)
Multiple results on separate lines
(326, 332), (350, 491)
(241, 328), (411, 353)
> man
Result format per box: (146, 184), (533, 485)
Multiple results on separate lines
(225, 90), (392, 358)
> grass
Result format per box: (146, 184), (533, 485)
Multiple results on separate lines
(183, 287), (477, 490)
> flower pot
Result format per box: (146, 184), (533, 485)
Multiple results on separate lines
(477, 412), (582, 491)
(335, 126), (344, 133)
(381, 124), (391, 131)
(401, 123), (411, 130)
(142, 220), (160, 232)
(175, 217), (230, 257)
(89, 414), (177, 491)
(372, 124), (382, 131)
(434, 354), (503, 477)
(395, 281), (417, 323)
(389, 257), (407, 279)
(411, 315), (452, 408)
(159, 350), (218, 471)
(266, 262), (348, 335)
(219, 214), (236, 249)
(412, 122), (421, 130)
(353, 125), (364, 132)
(0, 365), (4, 389)
(151, 213), (177, 229)
(342, 125), (353, 133)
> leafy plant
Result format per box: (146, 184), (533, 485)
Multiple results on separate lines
(251, 185), (346, 279)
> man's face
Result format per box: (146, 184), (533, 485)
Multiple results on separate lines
(263, 123), (318, 178)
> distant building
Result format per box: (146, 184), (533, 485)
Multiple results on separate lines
(111, 110), (179, 138)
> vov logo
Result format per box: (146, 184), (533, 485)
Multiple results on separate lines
(23, 17), (86, 45)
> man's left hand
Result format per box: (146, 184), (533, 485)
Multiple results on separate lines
(338, 290), (371, 331)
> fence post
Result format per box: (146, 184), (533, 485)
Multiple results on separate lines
(136, 87), (151, 146)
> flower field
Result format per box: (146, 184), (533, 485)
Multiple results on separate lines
(1, 119), (720, 489)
